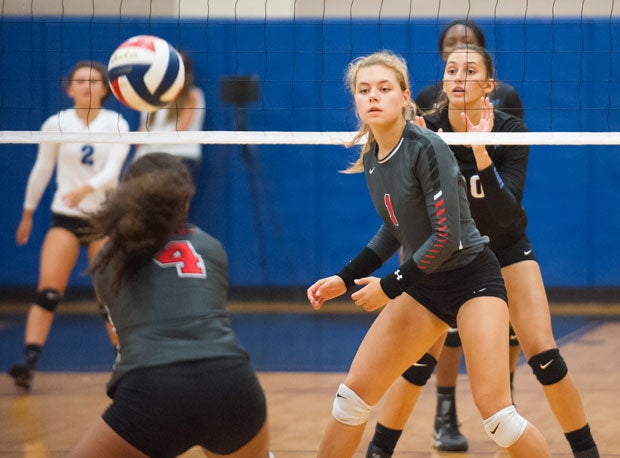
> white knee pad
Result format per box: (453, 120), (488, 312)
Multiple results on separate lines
(483, 405), (528, 448)
(332, 383), (372, 426)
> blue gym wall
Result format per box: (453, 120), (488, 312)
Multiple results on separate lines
(0, 17), (619, 291)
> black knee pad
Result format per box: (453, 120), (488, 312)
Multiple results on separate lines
(36, 288), (62, 312)
(528, 348), (568, 385)
(401, 353), (437, 386)
(444, 328), (462, 347)
(509, 325), (520, 346)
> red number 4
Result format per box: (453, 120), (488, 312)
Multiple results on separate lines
(153, 241), (206, 278)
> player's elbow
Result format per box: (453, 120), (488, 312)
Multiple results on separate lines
(439, 231), (462, 253)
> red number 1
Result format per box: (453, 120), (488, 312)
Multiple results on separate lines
(384, 193), (399, 226)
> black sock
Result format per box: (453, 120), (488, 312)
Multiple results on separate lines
(435, 388), (457, 425)
(25, 344), (42, 368)
(371, 422), (403, 455)
(437, 385), (456, 396)
(565, 424), (597, 454)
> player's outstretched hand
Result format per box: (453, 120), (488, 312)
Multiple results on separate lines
(307, 275), (346, 310)
(62, 184), (94, 209)
(351, 277), (390, 312)
(462, 96), (494, 134)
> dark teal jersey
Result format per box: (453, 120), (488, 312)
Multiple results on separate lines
(363, 122), (488, 274)
(94, 224), (249, 396)
(425, 109), (529, 252)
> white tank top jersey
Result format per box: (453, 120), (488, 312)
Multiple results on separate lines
(134, 87), (206, 161)
(23, 108), (130, 218)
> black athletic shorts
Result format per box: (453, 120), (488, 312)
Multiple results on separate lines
(102, 357), (267, 457)
(441, 236), (531, 347)
(405, 245), (507, 328)
(493, 233), (537, 268)
(51, 213), (96, 245)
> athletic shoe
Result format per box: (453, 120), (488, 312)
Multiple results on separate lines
(8, 363), (34, 390)
(366, 443), (393, 458)
(433, 421), (468, 452)
(433, 393), (468, 452)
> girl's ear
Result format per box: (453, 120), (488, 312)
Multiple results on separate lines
(483, 79), (496, 95)
(403, 88), (411, 103)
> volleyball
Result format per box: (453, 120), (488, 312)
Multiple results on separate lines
(107, 35), (185, 112)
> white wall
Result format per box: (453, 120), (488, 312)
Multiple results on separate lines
(2, 0), (618, 18)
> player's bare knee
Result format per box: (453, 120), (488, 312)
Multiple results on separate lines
(36, 288), (62, 312)
(401, 353), (437, 386)
(483, 405), (528, 448)
(527, 348), (568, 385)
(332, 383), (372, 426)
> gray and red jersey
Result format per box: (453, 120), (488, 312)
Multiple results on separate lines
(363, 122), (488, 275)
(94, 224), (249, 396)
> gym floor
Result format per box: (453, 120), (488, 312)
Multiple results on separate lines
(1, 300), (619, 457)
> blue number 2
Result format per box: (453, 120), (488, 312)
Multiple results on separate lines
(81, 145), (94, 165)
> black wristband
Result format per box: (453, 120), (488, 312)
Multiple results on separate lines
(380, 257), (425, 299)
(337, 247), (382, 290)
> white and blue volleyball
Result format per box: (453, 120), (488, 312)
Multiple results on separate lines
(108, 35), (185, 112)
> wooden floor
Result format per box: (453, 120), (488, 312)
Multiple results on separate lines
(1, 302), (619, 457)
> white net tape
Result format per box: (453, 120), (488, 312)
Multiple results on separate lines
(1, 131), (619, 146)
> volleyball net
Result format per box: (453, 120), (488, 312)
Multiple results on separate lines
(0, 0), (619, 146)
(1, 0), (619, 291)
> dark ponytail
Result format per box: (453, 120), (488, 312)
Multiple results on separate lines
(90, 153), (195, 294)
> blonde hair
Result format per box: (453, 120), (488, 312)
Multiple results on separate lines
(343, 50), (415, 173)
(146, 51), (197, 128)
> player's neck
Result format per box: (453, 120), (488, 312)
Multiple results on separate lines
(447, 105), (481, 132)
(373, 118), (406, 160)
(73, 106), (102, 126)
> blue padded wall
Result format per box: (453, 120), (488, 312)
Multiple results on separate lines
(0, 17), (618, 289)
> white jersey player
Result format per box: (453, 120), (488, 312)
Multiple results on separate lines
(24, 107), (130, 218)
(9, 61), (130, 390)
(134, 51), (205, 181)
